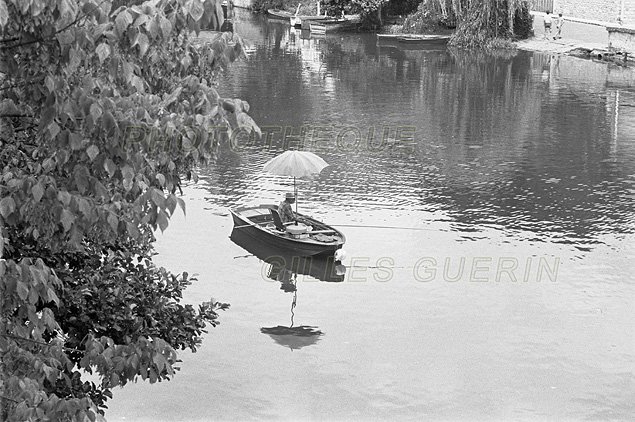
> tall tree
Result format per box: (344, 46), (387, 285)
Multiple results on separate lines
(407, 0), (533, 46)
(0, 0), (258, 420)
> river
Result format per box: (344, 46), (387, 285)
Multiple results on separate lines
(106, 10), (635, 422)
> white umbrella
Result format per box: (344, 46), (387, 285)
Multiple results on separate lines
(263, 150), (329, 217)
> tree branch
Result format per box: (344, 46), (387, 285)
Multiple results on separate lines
(0, 114), (33, 119)
(0, 0), (109, 50)
(0, 394), (21, 403)
(0, 333), (79, 353)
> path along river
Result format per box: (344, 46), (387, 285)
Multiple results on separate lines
(107, 10), (635, 422)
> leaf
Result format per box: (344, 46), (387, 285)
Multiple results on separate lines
(60, 209), (75, 232)
(68, 47), (82, 72)
(121, 164), (134, 181)
(90, 103), (102, 121)
(16, 281), (28, 301)
(189, 0), (204, 21)
(150, 188), (164, 207)
(103, 111), (117, 135)
(163, 87), (182, 108)
(0, 196), (16, 218)
(107, 213), (118, 233)
(131, 75), (144, 92)
(0, 99), (19, 116)
(147, 17), (160, 39)
(159, 16), (172, 39)
(77, 198), (92, 218)
(87, 145), (100, 161)
(70, 133), (86, 150)
(74, 166), (90, 194)
(115, 9), (133, 36)
(93, 180), (109, 200)
(32, 183), (45, 203)
(104, 158), (117, 177)
(48, 121), (61, 139)
(181, 54), (192, 69)
(165, 194), (177, 215)
(134, 13), (150, 28)
(57, 191), (71, 206)
(125, 221), (140, 239)
(0, 0), (8, 29)
(176, 197), (186, 215)
(136, 33), (149, 57)
(96, 43), (111, 64)
(58, 0), (78, 18)
(156, 209), (169, 232)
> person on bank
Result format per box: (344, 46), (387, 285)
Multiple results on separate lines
(544, 11), (553, 39)
(278, 192), (296, 224)
(554, 13), (564, 39)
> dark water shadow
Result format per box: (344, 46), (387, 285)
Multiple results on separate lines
(230, 228), (346, 286)
(230, 228), (342, 350)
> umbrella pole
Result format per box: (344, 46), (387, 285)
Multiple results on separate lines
(294, 176), (298, 225)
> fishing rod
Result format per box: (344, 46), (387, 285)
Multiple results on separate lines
(231, 222), (435, 231)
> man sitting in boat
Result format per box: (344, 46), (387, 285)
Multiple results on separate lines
(278, 192), (296, 224)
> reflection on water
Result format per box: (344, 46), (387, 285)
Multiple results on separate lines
(230, 228), (342, 351)
(230, 228), (346, 284)
(106, 8), (635, 422)
(203, 10), (635, 250)
(260, 324), (323, 351)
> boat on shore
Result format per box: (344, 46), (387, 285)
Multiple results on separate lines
(229, 204), (346, 257)
(376, 33), (451, 46)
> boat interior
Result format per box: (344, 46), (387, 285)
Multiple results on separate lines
(239, 206), (341, 242)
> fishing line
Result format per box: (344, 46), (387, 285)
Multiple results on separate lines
(232, 222), (435, 231)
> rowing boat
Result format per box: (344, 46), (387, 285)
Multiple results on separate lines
(230, 227), (346, 282)
(376, 33), (451, 45)
(266, 9), (295, 20)
(229, 204), (346, 257)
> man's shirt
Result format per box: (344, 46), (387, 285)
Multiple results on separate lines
(278, 200), (294, 224)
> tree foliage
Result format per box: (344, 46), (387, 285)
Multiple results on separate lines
(0, 0), (258, 420)
(450, 0), (533, 47)
(403, 0), (533, 46)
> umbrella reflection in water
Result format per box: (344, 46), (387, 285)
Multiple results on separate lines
(260, 289), (324, 351)
(230, 229), (346, 350)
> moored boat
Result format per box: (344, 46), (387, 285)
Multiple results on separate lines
(376, 33), (451, 45)
(303, 16), (358, 33)
(229, 204), (346, 257)
(266, 9), (295, 20)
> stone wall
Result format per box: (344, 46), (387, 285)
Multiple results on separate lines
(553, 0), (621, 23)
(608, 26), (635, 55)
(232, 0), (255, 9)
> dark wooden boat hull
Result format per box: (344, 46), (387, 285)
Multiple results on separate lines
(230, 228), (345, 282)
(230, 205), (345, 257)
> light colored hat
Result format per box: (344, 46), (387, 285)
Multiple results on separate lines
(285, 192), (295, 199)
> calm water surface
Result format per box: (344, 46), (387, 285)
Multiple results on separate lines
(108, 11), (635, 421)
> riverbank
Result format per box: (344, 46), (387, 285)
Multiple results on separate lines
(516, 11), (633, 64)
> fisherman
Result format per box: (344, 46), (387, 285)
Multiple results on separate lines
(278, 192), (296, 224)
